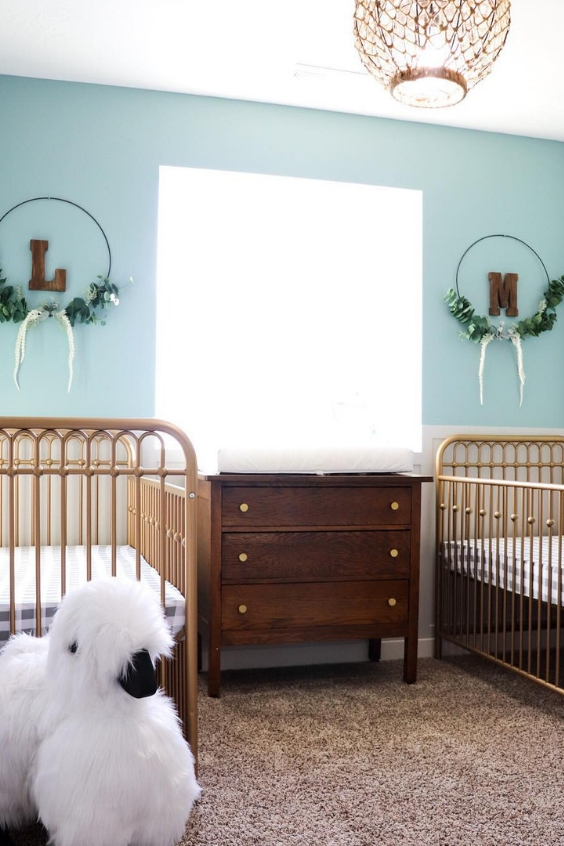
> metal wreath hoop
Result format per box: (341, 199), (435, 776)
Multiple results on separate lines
(455, 233), (549, 298)
(0, 196), (112, 278)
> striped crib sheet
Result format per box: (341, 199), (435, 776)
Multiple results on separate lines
(444, 536), (564, 606)
(0, 544), (185, 643)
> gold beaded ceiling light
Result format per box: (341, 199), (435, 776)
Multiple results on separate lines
(354, 1), (511, 108)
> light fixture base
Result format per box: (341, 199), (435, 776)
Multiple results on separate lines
(391, 67), (467, 109)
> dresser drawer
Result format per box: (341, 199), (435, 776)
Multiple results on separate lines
(221, 486), (412, 527)
(222, 530), (411, 581)
(222, 580), (408, 631)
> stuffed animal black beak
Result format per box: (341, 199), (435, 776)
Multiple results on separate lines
(118, 649), (158, 699)
(0, 827), (16, 846)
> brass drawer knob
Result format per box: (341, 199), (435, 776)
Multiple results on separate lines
(388, 597), (397, 607)
(239, 503), (249, 512)
(389, 548), (399, 558)
(238, 604), (248, 614)
(390, 501), (399, 511)
(238, 552), (248, 562)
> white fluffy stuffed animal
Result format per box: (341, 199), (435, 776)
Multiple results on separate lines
(0, 577), (200, 846)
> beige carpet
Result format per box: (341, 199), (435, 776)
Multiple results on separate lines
(9, 656), (564, 846)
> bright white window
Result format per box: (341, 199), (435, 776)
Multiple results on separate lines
(156, 167), (422, 472)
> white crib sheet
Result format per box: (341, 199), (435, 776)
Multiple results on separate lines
(0, 544), (185, 643)
(444, 536), (564, 606)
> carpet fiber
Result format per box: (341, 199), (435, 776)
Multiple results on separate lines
(9, 656), (564, 845)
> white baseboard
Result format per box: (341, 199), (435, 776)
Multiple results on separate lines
(381, 636), (435, 660)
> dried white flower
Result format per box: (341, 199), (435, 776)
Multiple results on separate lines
(14, 307), (75, 392)
(509, 331), (525, 407)
(56, 310), (75, 393)
(13, 308), (48, 390)
(478, 334), (494, 405)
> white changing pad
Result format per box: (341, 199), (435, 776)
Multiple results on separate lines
(217, 445), (414, 475)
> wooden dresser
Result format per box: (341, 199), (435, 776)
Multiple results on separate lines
(197, 472), (431, 696)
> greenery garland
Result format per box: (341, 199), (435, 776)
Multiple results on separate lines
(0, 269), (126, 326)
(445, 276), (564, 342)
(445, 275), (564, 406)
(0, 266), (131, 392)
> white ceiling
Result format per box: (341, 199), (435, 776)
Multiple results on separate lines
(1, 0), (563, 142)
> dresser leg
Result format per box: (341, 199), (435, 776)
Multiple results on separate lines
(207, 644), (221, 697)
(368, 638), (382, 662)
(403, 636), (417, 683)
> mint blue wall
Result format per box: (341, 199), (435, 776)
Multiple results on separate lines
(1, 74), (563, 427)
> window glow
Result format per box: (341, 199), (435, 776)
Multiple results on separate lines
(156, 167), (422, 472)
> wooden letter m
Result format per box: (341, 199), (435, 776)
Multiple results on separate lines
(488, 272), (518, 317)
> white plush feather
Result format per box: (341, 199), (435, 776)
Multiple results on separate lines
(34, 691), (199, 846)
(1, 578), (200, 846)
(0, 633), (49, 828)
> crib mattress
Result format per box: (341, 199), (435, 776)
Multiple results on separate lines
(217, 445), (414, 474)
(0, 544), (185, 643)
(445, 536), (564, 606)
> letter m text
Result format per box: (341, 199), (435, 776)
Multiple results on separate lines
(489, 272), (518, 317)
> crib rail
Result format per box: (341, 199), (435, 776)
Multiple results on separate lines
(436, 435), (564, 696)
(0, 417), (198, 761)
(129, 478), (188, 608)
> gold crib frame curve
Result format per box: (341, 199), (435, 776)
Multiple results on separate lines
(0, 416), (199, 764)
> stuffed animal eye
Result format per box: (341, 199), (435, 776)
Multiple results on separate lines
(69, 642), (78, 654)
